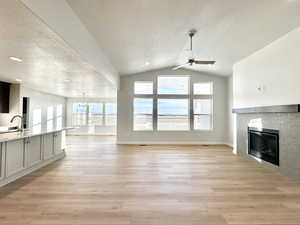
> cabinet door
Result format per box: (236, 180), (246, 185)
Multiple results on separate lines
(6, 139), (25, 177)
(54, 132), (63, 155)
(26, 136), (42, 168)
(43, 134), (54, 160)
(0, 143), (4, 180)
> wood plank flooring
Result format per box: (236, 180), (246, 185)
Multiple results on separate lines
(1, 136), (300, 225)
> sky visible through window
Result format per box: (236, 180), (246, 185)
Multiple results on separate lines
(158, 99), (188, 116)
(158, 77), (189, 95)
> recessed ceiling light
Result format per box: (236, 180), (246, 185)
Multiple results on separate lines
(145, 62), (150, 66)
(64, 79), (71, 82)
(9, 56), (23, 62)
(15, 78), (22, 82)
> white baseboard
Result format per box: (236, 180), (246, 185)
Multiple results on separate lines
(117, 141), (228, 145)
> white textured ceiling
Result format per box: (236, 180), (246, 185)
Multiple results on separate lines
(0, 0), (116, 98)
(67, 0), (300, 76)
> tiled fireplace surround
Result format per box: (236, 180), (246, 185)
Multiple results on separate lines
(235, 106), (300, 181)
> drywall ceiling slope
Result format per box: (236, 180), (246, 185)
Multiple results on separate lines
(0, 0), (116, 98)
(21, 0), (119, 87)
(67, 0), (300, 76)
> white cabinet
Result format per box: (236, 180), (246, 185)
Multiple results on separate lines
(0, 143), (4, 181)
(0, 129), (67, 187)
(54, 132), (63, 155)
(43, 134), (54, 160)
(6, 139), (25, 177)
(25, 136), (42, 168)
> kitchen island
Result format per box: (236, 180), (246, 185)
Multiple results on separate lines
(0, 127), (73, 187)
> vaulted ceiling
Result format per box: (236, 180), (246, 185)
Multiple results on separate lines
(67, 0), (300, 76)
(1, 0), (300, 98)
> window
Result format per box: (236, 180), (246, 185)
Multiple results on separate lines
(194, 82), (213, 95)
(193, 82), (213, 130)
(73, 103), (87, 126)
(158, 76), (189, 95)
(158, 99), (189, 131)
(133, 77), (213, 131)
(135, 82), (153, 95)
(133, 81), (154, 131)
(32, 108), (42, 132)
(194, 99), (212, 130)
(56, 104), (63, 129)
(71, 102), (117, 128)
(88, 103), (103, 126)
(47, 106), (54, 130)
(105, 103), (117, 126)
(134, 98), (153, 131)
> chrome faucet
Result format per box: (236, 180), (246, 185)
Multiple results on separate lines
(10, 115), (24, 131)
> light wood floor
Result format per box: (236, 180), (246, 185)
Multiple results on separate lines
(1, 136), (300, 225)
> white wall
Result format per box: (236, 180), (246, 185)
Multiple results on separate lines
(21, 86), (66, 128)
(233, 26), (300, 108)
(117, 68), (228, 144)
(0, 85), (66, 128)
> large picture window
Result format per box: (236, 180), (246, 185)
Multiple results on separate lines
(158, 99), (189, 131)
(133, 77), (213, 131)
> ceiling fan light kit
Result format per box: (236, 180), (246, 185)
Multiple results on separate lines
(173, 29), (216, 70)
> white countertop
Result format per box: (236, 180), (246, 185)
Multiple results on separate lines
(0, 127), (74, 143)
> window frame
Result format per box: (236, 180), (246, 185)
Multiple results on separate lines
(133, 77), (214, 132)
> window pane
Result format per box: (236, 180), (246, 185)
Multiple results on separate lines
(47, 120), (53, 130)
(72, 103), (87, 126)
(56, 104), (63, 117)
(135, 82), (153, 95)
(158, 76), (189, 95)
(47, 106), (53, 120)
(194, 115), (211, 130)
(33, 108), (42, 126)
(134, 98), (153, 130)
(56, 117), (62, 129)
(194, 82), (213, 95)
(73, 103), (87, 113)
(88, 103), (103, 126)
(158, 99), (189, 131)
(194, 99), (212, 114)
(105, 103), (117, 126)
(194, 99), (212, 130)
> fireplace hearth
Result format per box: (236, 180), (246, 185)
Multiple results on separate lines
(248, 127), (279, 166)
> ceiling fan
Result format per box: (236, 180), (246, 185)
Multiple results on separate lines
(173, 29), (216, 70)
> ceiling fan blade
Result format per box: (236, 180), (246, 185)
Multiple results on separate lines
(172, 62), (190, 70)
(194, 60), (216, 65)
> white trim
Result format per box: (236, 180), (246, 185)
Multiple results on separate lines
(117, 141), (228, 145)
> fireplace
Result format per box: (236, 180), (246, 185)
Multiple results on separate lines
(248, 127), (279, 166)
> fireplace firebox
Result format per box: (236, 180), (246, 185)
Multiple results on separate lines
(248, 127), (279, 166)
